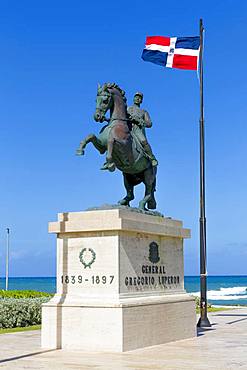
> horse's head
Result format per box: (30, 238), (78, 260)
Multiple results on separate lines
(94, 83), (114, 123)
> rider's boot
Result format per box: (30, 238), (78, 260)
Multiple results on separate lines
(143, 143), (158, 167)
(100, 160), (116, 172)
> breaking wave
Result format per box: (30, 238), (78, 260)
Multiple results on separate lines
(191, 286), (247, 301)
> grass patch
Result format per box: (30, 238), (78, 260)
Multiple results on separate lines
(0, 324), (41, 334)
(194, 296), (237, 314)
(196, 306), (234, 314)
(208, 306), (232, 312)
(0, 290), (53, 299)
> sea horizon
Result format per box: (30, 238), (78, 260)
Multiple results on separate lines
(1, 275), (247, 307)
(1, 274), (247, 278)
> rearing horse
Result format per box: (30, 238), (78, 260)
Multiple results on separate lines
(76, 83), (157, 210)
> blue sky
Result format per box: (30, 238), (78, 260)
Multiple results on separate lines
(0, 0), (246, 276)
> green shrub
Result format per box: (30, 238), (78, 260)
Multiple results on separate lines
(0, 297), (51, 328)
(195, 296), (200, 308)
(0, 290), (53, 299)
(193, 295), (212, 309)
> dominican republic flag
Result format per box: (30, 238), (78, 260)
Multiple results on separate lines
(142, 36), (200, 71)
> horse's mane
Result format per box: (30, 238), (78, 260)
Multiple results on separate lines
(103, 82), (127, 105)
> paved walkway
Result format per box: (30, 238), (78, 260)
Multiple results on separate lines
(0, 308), (247, 369)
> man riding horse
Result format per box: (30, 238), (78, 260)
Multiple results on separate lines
(101, 91), (158, 171)
(76, 83), (157, 210)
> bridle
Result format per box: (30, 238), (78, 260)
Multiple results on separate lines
(96, 92), (129, 124)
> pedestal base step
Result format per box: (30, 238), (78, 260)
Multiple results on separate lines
(42, 294), (196, 352)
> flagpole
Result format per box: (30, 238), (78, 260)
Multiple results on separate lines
(197, 18), (211, 327)
(5, 228), (10, 291)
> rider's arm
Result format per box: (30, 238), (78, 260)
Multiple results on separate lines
(127, 107), (142, 127)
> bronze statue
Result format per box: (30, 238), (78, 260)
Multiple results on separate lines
(76, 83), (157, 210)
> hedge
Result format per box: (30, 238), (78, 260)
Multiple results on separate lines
(0, 296), (51, 329)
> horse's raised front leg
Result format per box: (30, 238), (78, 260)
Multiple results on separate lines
(76, 134), (106, 156)
(118, 173), (134, 206)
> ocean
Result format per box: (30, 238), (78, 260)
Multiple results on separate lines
(0, 276), (246, 306)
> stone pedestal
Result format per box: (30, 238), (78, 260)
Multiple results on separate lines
(41, 208), (196, 352)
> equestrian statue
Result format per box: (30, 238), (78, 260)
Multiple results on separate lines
(76, 83), (158, 211)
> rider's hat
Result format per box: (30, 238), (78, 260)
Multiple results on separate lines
(134, 91), (143, 99)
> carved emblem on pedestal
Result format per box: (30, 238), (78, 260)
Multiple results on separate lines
(148, 242), (160, 264)
(79, 248), (96, 268)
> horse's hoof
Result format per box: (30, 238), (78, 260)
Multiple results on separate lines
(147, 200), (157, 210)
(138, 203), (145, 210)
(108, 163), (116, 172)
(76, 149), (84, 156)
(101, 162), (109, 170)
(118, 199), (129, 206)
(100, 162), (115, 172)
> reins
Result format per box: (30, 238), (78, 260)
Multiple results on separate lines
(110, 118), (129, 122)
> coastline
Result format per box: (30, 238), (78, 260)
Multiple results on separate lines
(1, 275), (247, 307)
(212, 304), (247, 308)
